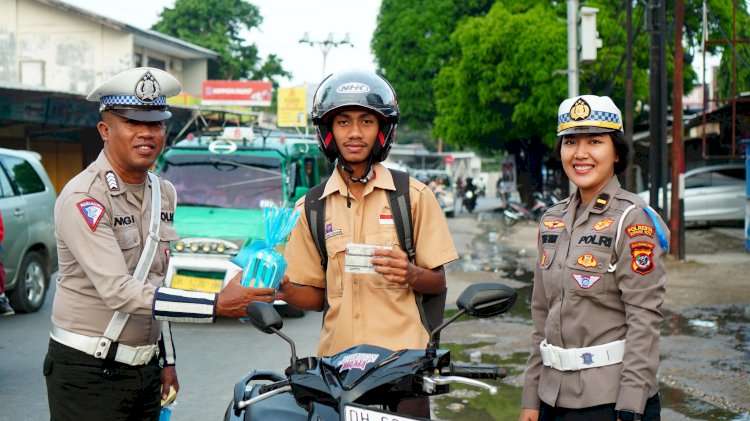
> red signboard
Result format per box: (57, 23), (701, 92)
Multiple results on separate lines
(201, 80), (272, 106)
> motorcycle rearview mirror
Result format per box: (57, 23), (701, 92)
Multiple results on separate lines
(246, 302), (300, 370)
(426, 283), (518, 357)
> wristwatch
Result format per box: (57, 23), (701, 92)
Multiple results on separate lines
(617, 410), (642, 421)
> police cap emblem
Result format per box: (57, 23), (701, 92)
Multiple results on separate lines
(135, 71), (161, 103)
(569, 98), (591, 121)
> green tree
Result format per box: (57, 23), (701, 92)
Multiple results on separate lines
(371, 0), (495, 131)
(434, 3), (568, 151)
(152, 0), (290, 84)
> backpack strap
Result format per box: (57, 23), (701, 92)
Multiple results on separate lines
(387, 170), (446, 343)
(304, 182), (329, 317)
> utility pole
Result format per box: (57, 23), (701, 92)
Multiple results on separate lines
(671, 0), (686, 259)
(567, 0), (579, 98)
(625, 0), (634, 191)
(299, 32), (353, 80)
(648, 0), (668, 218)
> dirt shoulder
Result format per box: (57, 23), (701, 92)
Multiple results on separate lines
(444, 216), (750, 416)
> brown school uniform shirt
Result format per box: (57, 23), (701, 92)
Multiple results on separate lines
(51, 151), (178, 346)
(284, 163), (459, 357)
(522, 176), (668, 413)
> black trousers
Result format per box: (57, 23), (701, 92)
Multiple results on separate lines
(539, 393), (661, 421)
(44, 339), (161, 421)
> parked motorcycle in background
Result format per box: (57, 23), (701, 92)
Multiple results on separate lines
(225, 283), (518, 421)
(500, 190), (561, 226)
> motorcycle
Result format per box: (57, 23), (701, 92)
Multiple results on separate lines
(463, 188), (478, 213)
(225, 283), (518, 420)
(500, 200), (534, 226)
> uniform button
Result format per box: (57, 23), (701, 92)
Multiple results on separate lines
(557, 264), (562, 269)
(353, 279), (358, 285)
(356, 209), (361, 216)
(354, 313), (360, 319)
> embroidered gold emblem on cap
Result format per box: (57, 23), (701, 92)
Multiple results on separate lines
(135, 71), (161, 103)
(569, 98), (591, 121)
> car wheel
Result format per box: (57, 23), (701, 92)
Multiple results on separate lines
(9, 251), (48, 313)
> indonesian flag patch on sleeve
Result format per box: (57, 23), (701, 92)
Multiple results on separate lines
(77, 199), (106, 231)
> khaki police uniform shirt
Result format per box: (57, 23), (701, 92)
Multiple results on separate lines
(284, 163), (459, 357)
(51, 151), (179, 346)
(522, 177), (668, 413)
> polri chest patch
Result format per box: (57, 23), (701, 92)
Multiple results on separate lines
(77, 199), (106, 231)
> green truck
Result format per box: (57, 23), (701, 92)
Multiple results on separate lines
(154, 127), (328, 314)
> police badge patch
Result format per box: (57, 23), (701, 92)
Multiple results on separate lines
(543, 219), (565, 230)
(77, 199), (106, 231)
(630, 241), (655, 274)
(593, 218), (614, 231)
(581, 352), (595, 365)
(576, 253), (598, 268)
(573, 273), (601, 288)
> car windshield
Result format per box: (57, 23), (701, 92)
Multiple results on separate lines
(160, 154), (283, 209)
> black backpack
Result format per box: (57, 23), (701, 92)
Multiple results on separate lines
(303, 169), (447, 343)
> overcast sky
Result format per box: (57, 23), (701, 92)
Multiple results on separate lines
(59, 0), (381, 87)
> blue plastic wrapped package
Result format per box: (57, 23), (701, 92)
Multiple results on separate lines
(230, 203), (300, 291)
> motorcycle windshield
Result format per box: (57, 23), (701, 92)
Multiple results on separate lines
(324, 344), (397, 388)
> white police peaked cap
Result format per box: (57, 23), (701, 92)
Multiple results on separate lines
(86, 67), (182, 122)
(557, 95), (623, 136)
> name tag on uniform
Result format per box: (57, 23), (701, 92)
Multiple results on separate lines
(345, 243), (392, 274)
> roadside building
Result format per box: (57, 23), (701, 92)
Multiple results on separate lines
(0, 0), (218, 192)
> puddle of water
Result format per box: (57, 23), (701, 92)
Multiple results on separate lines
(662, 305), (750, 358)
(660, 384), (750, 421)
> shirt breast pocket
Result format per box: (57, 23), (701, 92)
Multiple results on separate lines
(326, 236), (347, 298)
(113, 226), (141, 251)
(156, 224), (179, 275)
(565, 248), (613, 295)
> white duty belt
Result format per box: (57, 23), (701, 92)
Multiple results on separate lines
(540, 339), (625, 371)
(50, 172), (162, 366)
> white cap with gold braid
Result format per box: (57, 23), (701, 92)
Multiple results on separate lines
(86, 67), (182, 122)
(557, 95), (623, 136)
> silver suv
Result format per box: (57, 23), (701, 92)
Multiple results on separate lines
(0, 148), (58, 313)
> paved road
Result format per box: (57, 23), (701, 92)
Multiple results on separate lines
(0, 198), (501, 421)
(0, 275), (322, 421)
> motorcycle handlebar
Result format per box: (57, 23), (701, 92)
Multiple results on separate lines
(448, 364), (506, 380)
(258, 380), (291, 395)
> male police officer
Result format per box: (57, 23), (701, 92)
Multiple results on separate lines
(44, 67), (276, 420)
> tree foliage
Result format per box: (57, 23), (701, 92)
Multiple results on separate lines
(152, 0), (290, 84)
(371, 0), (494, 130)
(374, 0), (743, 151)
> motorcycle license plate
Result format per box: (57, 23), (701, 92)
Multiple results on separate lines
(343, 404), (424, 421)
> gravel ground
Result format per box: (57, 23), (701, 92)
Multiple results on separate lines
(443, 214), (750, 418)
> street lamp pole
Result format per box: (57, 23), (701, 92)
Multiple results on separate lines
(299, 32), (353, 79)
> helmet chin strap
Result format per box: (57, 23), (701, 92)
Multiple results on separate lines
(338, 154), (375, 208)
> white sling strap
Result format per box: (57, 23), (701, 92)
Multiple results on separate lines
(94, 172), (162, 359)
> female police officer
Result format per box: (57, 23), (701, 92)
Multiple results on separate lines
(519, 95), (668, 421)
